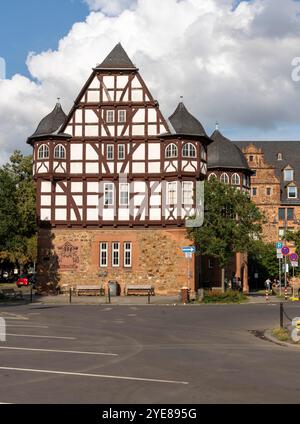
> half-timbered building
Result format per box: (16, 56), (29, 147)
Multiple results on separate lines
(28, 44), (211, 295)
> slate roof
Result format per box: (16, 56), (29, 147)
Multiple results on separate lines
(168, 102), (208, 138)
(235, 140), (300, 204)
(95, 43), (137, 70)
(28, 103), (68, 141)
(208, 129), (251, 172)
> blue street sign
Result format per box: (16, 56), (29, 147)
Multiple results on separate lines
(181, 246), (196, 254)
(276, 242), (283, 250)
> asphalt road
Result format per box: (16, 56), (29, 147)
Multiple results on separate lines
(0, 302), (299, 404)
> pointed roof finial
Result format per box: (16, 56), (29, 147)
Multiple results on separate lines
(216, 121), (219, 131)
(180, 95), (184, 102)
(57, 97), (61, 104)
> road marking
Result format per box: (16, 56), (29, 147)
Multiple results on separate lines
(0, 367), (189, 385)
(6, 334), (76, 340)
(0, 313), (28, 321)
(0, 347), (117, 356)
(6, 325), (49, 329)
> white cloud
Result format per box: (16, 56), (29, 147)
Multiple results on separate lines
(1, 0), (300, 163)
(83, 0), (136, 16)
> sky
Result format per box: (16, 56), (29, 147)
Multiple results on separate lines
(0, 0), (300, 163)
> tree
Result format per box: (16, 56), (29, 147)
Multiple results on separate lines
(0, 151), (37, 273)
(248, 240), (279, 284)
(188, 178), (264, 291)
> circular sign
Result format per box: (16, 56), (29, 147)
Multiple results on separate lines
(290, 253), (299, 262)
(281, 246), (290, 256)
(276, 242), (283, 249)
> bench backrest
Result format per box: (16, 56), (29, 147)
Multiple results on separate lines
(126, 285), (153, 290)
(76, 285), (102, 290)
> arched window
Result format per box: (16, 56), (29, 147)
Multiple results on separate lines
(208, 173), (217, 181)
(54, 144), (66, 159)
(38, 144), (49, 160)
(165, 143), (178, 158)
(277, 153), (283, 161)
(231, 173), (240, 186)
(220, 173), (229, 184)
(182, 143), (196, 158)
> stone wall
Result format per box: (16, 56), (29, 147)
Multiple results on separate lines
(37, 227), (195, 296)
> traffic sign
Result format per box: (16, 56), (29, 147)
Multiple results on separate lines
(290, 253), (299, 262)
(281, 246), (290, 256)
(276, 242), (283, 250)
(185, 252), (192, 259)
(277, 253), (283, 259)
(181, 246), (196, 253)
(291, 261), (298, 268)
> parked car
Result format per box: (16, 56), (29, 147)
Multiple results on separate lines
(16, 274), (36, 288)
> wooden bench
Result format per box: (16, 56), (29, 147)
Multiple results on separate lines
(74, 285), (105, 296)
(0, 288), (23, 300)
(126, 285), (155, 296)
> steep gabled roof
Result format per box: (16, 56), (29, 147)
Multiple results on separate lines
(95, 43), (137, 70)
(28, 102), (68, 140)
(168, 102), (208, 137)
(209, 129), (251, 171)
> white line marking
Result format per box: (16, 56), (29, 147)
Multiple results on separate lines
(0, 367), (189, 385)
(0, 346), (117, 356)
(6, 325), (49, 329)
(6, 334), (76, 340)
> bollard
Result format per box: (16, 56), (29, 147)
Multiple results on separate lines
(30, 287), (33, 303)
(280, 302), (284, 328)
(108, 287), (111, 304)
(69, 287), (72, 304)
(265, 289), (269, 302)
(284, 287), (288, 301)
(148, 290), (151, 305)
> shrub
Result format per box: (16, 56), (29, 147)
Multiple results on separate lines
(202, 290), (248, 304)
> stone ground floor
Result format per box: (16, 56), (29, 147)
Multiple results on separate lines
(37, 226), (197, 296)
(36, 226), (249, 295)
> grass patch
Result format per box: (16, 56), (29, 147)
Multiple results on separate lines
(272, 327), (290, 342)
(202, 290), (248, 304)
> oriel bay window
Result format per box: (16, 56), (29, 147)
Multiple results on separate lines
(182, 181), (193, 205)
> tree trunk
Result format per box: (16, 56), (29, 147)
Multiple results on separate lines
(221, 267), (225, 293)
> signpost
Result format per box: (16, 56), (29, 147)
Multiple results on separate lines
(181, 247), (196, 292)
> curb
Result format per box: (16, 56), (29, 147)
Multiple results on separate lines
(264, 329), (300, 348)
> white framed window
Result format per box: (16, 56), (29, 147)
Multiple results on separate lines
(167, 181), (177, 205)
(100, 242), (108, 267)
(107, 110), (115, 123)
(220, 173), (229, 184)
(112, 242), (120, 267)
(119, 183), (129, 206)
(182, 181), (193, 205)
(124, 242), (132, 268)
(54, 144), (66, 159)
(231, 173), (240, 186)
(165, 143), (178, 158)
(104, 183), (114, 206)
(182, 143), (196, 158)
(284, 169), (294, 182)
(277, 153), (283, 161)
(288, 186), (297, 199)
(107, 144), (114, 160)
(118, 110), (126, 123)
(38, 144), (49, 159)
(118, 144), (125, 160)
(208, 173), (217, 181)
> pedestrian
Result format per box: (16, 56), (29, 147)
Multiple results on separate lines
(265, 277), (271, 292)
(237, 277), (242, 292)
(232, 273), (237, 290)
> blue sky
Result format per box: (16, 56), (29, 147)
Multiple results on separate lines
(0, 0), (89, 78)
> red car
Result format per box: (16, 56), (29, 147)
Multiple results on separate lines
(16, 274), (36, 288)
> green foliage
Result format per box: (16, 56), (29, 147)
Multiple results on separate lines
(248, 240), (279, 279)
(202, 290), (248, 303)
(272, 328), (291, 342)
(188, 178), (264, 268)
(0, 151), (37, 268)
